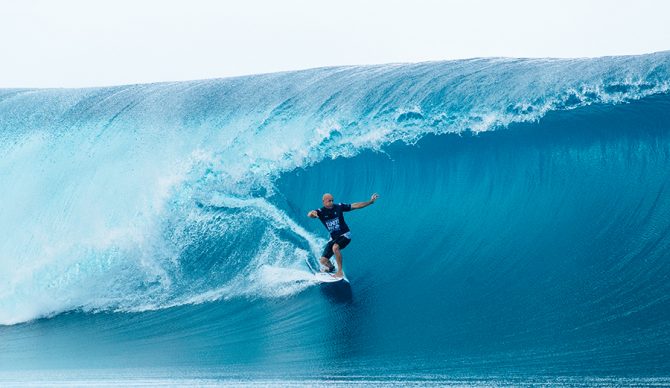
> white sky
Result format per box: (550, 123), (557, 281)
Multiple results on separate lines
(1, 0), (669, 88)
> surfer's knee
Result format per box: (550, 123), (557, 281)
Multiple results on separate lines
(332, 244), (340, 253)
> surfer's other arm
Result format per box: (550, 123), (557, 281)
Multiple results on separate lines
(351, 193), (379, 210)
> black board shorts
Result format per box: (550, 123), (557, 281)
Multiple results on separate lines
(322, 235), (351, 259)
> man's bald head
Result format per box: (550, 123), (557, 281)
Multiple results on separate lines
(322, 193), (334, 208)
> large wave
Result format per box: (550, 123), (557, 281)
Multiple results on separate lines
(1, 51), (670, 332)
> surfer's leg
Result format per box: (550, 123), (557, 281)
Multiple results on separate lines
(319, 241), (336, 272)
(319, 256), (335, 272)
(332, 243), (343, 278)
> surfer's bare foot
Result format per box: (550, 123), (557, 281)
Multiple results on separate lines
(334, 272), (343, 278)
(319, 257), (334, 271)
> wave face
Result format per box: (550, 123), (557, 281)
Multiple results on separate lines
(1, 52), (670, 377)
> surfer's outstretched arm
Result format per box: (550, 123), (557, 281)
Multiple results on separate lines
(307, 210), (319, 218)
(351, 193), (379, 210)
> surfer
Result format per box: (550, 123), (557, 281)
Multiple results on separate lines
(307, 193), (379, 278)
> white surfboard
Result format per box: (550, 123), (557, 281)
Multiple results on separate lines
(314, 271), (348, 283)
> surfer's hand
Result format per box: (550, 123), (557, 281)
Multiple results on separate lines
(307, 210), (318, 218)
(370, 193), (379, 203)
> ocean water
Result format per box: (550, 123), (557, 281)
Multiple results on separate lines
(1, 52), (670, 385)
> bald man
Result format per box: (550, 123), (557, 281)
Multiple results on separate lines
(307, 193), (379, 278)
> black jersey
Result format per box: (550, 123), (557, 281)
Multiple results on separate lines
(316, 203), (352, 239)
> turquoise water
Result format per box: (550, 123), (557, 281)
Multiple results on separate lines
(1, 52), (670, 383)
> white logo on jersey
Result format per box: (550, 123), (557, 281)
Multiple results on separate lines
(325, 218), (340, 232)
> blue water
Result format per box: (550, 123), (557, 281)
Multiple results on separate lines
(2, 52), (670, 384)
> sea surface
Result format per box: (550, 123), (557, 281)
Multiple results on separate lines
(1, 52), (670, 386)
